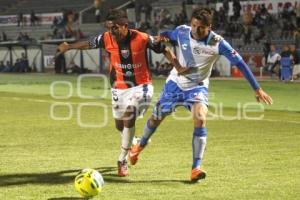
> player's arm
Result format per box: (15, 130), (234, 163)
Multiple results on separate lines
(219, 39), (273, 105)
(159, 27), (180, 41)
(57, 34), (104, 54)
(57, 41), (90, 54)
(163, 47), (189, 74)
(147, 35), (188, 74)
(159, 27), (191, 73)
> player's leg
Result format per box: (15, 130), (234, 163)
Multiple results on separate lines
(114, 119), (124, 134)
(117, 105), (137, 177)
(129, 80), (180, 165)
(129, 114), (166, 166)
(190, 102), (208, 182)
(139, 114), (165, 147)
(139, 80), (180, 147)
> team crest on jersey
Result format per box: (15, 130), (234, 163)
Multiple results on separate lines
(121, 49), (130, 59)
(193, 47), (201, 55)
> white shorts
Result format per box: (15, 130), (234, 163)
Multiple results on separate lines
(111, 84), (154, 119)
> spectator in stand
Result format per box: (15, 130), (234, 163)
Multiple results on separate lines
(264, 10), (274, 41)
(17, 11), (24, 27)
(280, 45), (293, 79)
(290, 44), (299, 64)
(16, 32), (31, 41)
(138, 21), (151, 33)
(264, 44), (281, 75)
(54, 49), (66, 73)
(20, 53), (30, 72)
(152, 61), (160, 75)
(30, 10), (38, 26)
(2, 61), (12, 72)
(296, 4), (300, 27)
(263, 40), (271, 66)
(294, 28), (300, 49)
(218, 6), (227, 28)
(242, 8), (253, 45)
(174, 9), (188, 27)
(94, 0), (102, 23)
(291, 44), (300, 79)
(278, 3), (284, 19)
(65, 11), (84, 39)
(222, 0), (229, 18)
(159, 8), (173, 29)
(0, 61), (5, 72)
(2, 31), (8, 41)
(95, 8), (101, 23)
(143, 3), (152, 22)
(12, 59), (21, 72)
(281, 20), (296, 39)
(281, 45), (292, 57)
(232, 0), (241, 20)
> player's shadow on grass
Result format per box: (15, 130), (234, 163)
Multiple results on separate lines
(0, 166), (190, 187)
(102, 175), (190, 184)
(0, 167), (117, 187)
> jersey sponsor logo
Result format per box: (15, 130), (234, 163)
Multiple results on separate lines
(121, 49), (130, 59)
(116, 63), (142, 70)
(192, 46), (214, 55)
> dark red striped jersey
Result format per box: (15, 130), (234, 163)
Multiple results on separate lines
(89, 29), (166, 89)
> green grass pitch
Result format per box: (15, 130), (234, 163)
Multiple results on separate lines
(0, 74), (299, 200)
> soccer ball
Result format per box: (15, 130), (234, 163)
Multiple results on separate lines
(74, 168), (104, 198)
(132, 136), (151, 145)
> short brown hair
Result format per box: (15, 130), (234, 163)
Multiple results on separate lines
(191, 8), (213, 26)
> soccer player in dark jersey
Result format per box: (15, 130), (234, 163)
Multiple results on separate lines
(58, 9), (183, 177)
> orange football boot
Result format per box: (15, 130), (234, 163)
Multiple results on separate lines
(129, 143), (144, 165)
(190, 167), (206, 183)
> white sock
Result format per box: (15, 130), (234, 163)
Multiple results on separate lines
(194, 136), (206, 159)
(192, 136), (207, 168)
(118, 127), (135, 162)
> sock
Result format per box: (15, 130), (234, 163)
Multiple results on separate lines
(118, 127), (135, 162)
(192, 127), (207, 169)
(140, 120), (157, 147)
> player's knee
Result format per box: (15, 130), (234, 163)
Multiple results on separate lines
(193, 104), (207, 127)
(193, 113), (206, 127)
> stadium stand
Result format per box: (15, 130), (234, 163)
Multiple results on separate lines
(1, 0), (92, 15)
(0, 0), (299, 80)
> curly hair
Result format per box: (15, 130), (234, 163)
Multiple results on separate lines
(105, 9), (128, 25)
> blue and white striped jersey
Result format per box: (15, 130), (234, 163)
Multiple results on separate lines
(161, 25), (259, 90)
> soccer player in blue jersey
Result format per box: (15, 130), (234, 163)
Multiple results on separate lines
(129, 8), (273, 182)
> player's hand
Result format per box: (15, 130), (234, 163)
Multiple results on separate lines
(255, 88), (273, 105)
(154, 36), (169, 43)
(57, 42), (70, 54)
